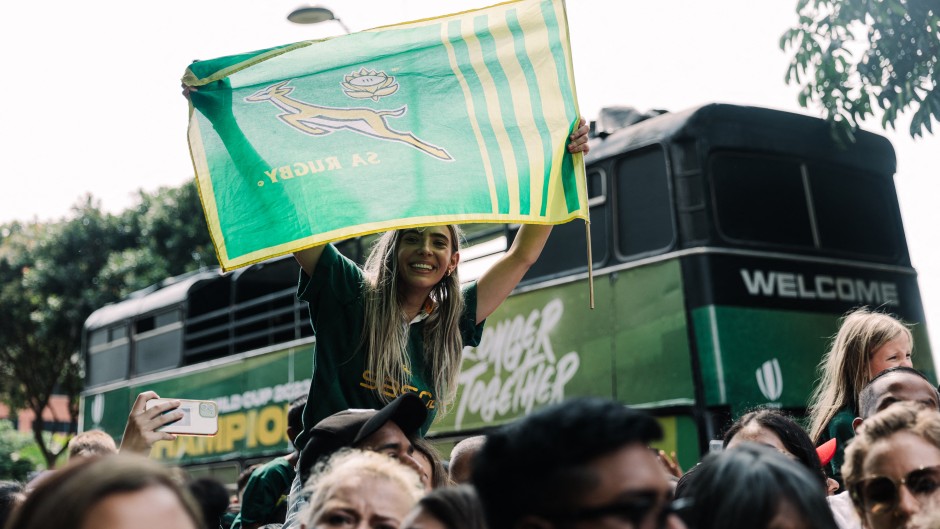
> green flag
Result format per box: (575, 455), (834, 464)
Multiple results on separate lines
(184, 0), (586, 271)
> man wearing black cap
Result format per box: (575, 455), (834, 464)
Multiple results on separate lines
(281, 392), (428, 529)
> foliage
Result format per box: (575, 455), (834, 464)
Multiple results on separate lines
(0, 420), (37, 481)
(0, 181), (214, 468)
(781, 0), (940, 141)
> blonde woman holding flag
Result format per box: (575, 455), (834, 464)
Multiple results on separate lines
(290, 118), (589, 449)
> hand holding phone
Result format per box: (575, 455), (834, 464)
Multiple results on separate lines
(145, 398), (219, 436)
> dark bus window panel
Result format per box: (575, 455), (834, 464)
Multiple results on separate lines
(808, 163), (899, 259)
(135, 317), (155, 334)
(87, 344), (129, 386)
(711, 153), (814, 247)
(587, 170), (604, 200)
(615, 147), (675, 257)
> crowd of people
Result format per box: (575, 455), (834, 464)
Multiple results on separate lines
(4, 119), (940, 527)
(1, 300), (937, 529)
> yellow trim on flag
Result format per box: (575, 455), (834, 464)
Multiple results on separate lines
(187, 115), (229, 265)
(554, 0), (589, 215)
(462, 17), (521, 216)
(441, 23), (500, 215)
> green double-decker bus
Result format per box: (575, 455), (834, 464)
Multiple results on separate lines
(80, 103), (934, 480)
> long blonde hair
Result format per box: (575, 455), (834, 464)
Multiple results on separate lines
(361, 226), (465, 415)
(807, 307), (913, 442)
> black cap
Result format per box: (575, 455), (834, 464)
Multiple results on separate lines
(298, 393), (427, 482)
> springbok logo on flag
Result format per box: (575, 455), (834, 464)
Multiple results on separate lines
(244, 77), (453, 161)
(756, 358), (783, 402)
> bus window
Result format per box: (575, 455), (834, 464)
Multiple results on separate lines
(517, 170), (609, 284)
(710, 153), (814, 248)
(90, 329), (108, 348)
(808, 162), (900, 260)
(615, 146), (675, 259)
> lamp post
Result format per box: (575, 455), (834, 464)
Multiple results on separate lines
(287, 5), (351, 34)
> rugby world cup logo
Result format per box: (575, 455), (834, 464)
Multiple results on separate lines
(91, 393), (105, 426)
(756, 358), (783, 402)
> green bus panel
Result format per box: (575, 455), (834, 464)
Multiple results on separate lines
(691, 306), (936, 416)
(611, 260), (695, 407)
(81, 344), (314, 465)
(434, 275), (615, 433)
(433, 259), (698, 463)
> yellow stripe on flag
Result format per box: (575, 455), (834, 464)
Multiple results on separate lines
(462, 16), (521, 216)
(441, 24), (500, 215)
(489, 12), (547, 221)
(517, 1), (570, 220)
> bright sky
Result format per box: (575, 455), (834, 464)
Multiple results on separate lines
(1, 0), (937, 354)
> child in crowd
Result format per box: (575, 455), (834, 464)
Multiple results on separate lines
(806, 308), (914, 484)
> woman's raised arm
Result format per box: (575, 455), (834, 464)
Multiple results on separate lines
(294, 245), (327, 277)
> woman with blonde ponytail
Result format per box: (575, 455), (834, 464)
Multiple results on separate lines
(806, 307), (914, 484)
(288, 120), (590, 451)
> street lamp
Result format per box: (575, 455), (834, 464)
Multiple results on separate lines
(287, 5), (351, 34)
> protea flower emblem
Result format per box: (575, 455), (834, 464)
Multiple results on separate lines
(341, 68), (399, 101)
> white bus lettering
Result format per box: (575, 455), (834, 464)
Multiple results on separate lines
(455, 298), (580, 429)
(739, 269), (899, 306)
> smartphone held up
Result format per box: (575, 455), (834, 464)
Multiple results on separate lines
(146, 398), (219, 436)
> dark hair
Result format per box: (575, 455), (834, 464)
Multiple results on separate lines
(187, 477), (230, 529)
(412, 485), (487, 529)
(412, 436), (449, 488)
(722, 408), (826, 490)
(687, 443), (839, 529)
(472, 398), (662, 529)
(288, 395), (308, 448)
(237, 464), (261, 494)
(857, 366), (938, 418)
(0, 480), (24, 529)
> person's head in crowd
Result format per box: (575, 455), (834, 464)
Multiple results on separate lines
(808, 308), (913, 443)
(473, 397), (686, 529)
(236, 463), (262, 507)
(448, 435), (485, 485)
(723, 408), (831, 492)
(684, 443), (839, 529)
(412, 436), (449, 490)
(0, 480), (24, 529)
(288, 395), (307, 449)
(843, 401), (940, 529)
(187, 477), (230, 529)
(855, 366), (940, 423)
(402, 485), (487, 529)
(298, 393), (427, 483)
(300, 449), (424, 529)
(67, 429), (118, 459)
(6, 454), (203, 529)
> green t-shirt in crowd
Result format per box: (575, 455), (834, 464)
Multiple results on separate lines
(293, 244), (484, 451)
(230, 456), (294, 529)
(819, 407), (856, 486)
